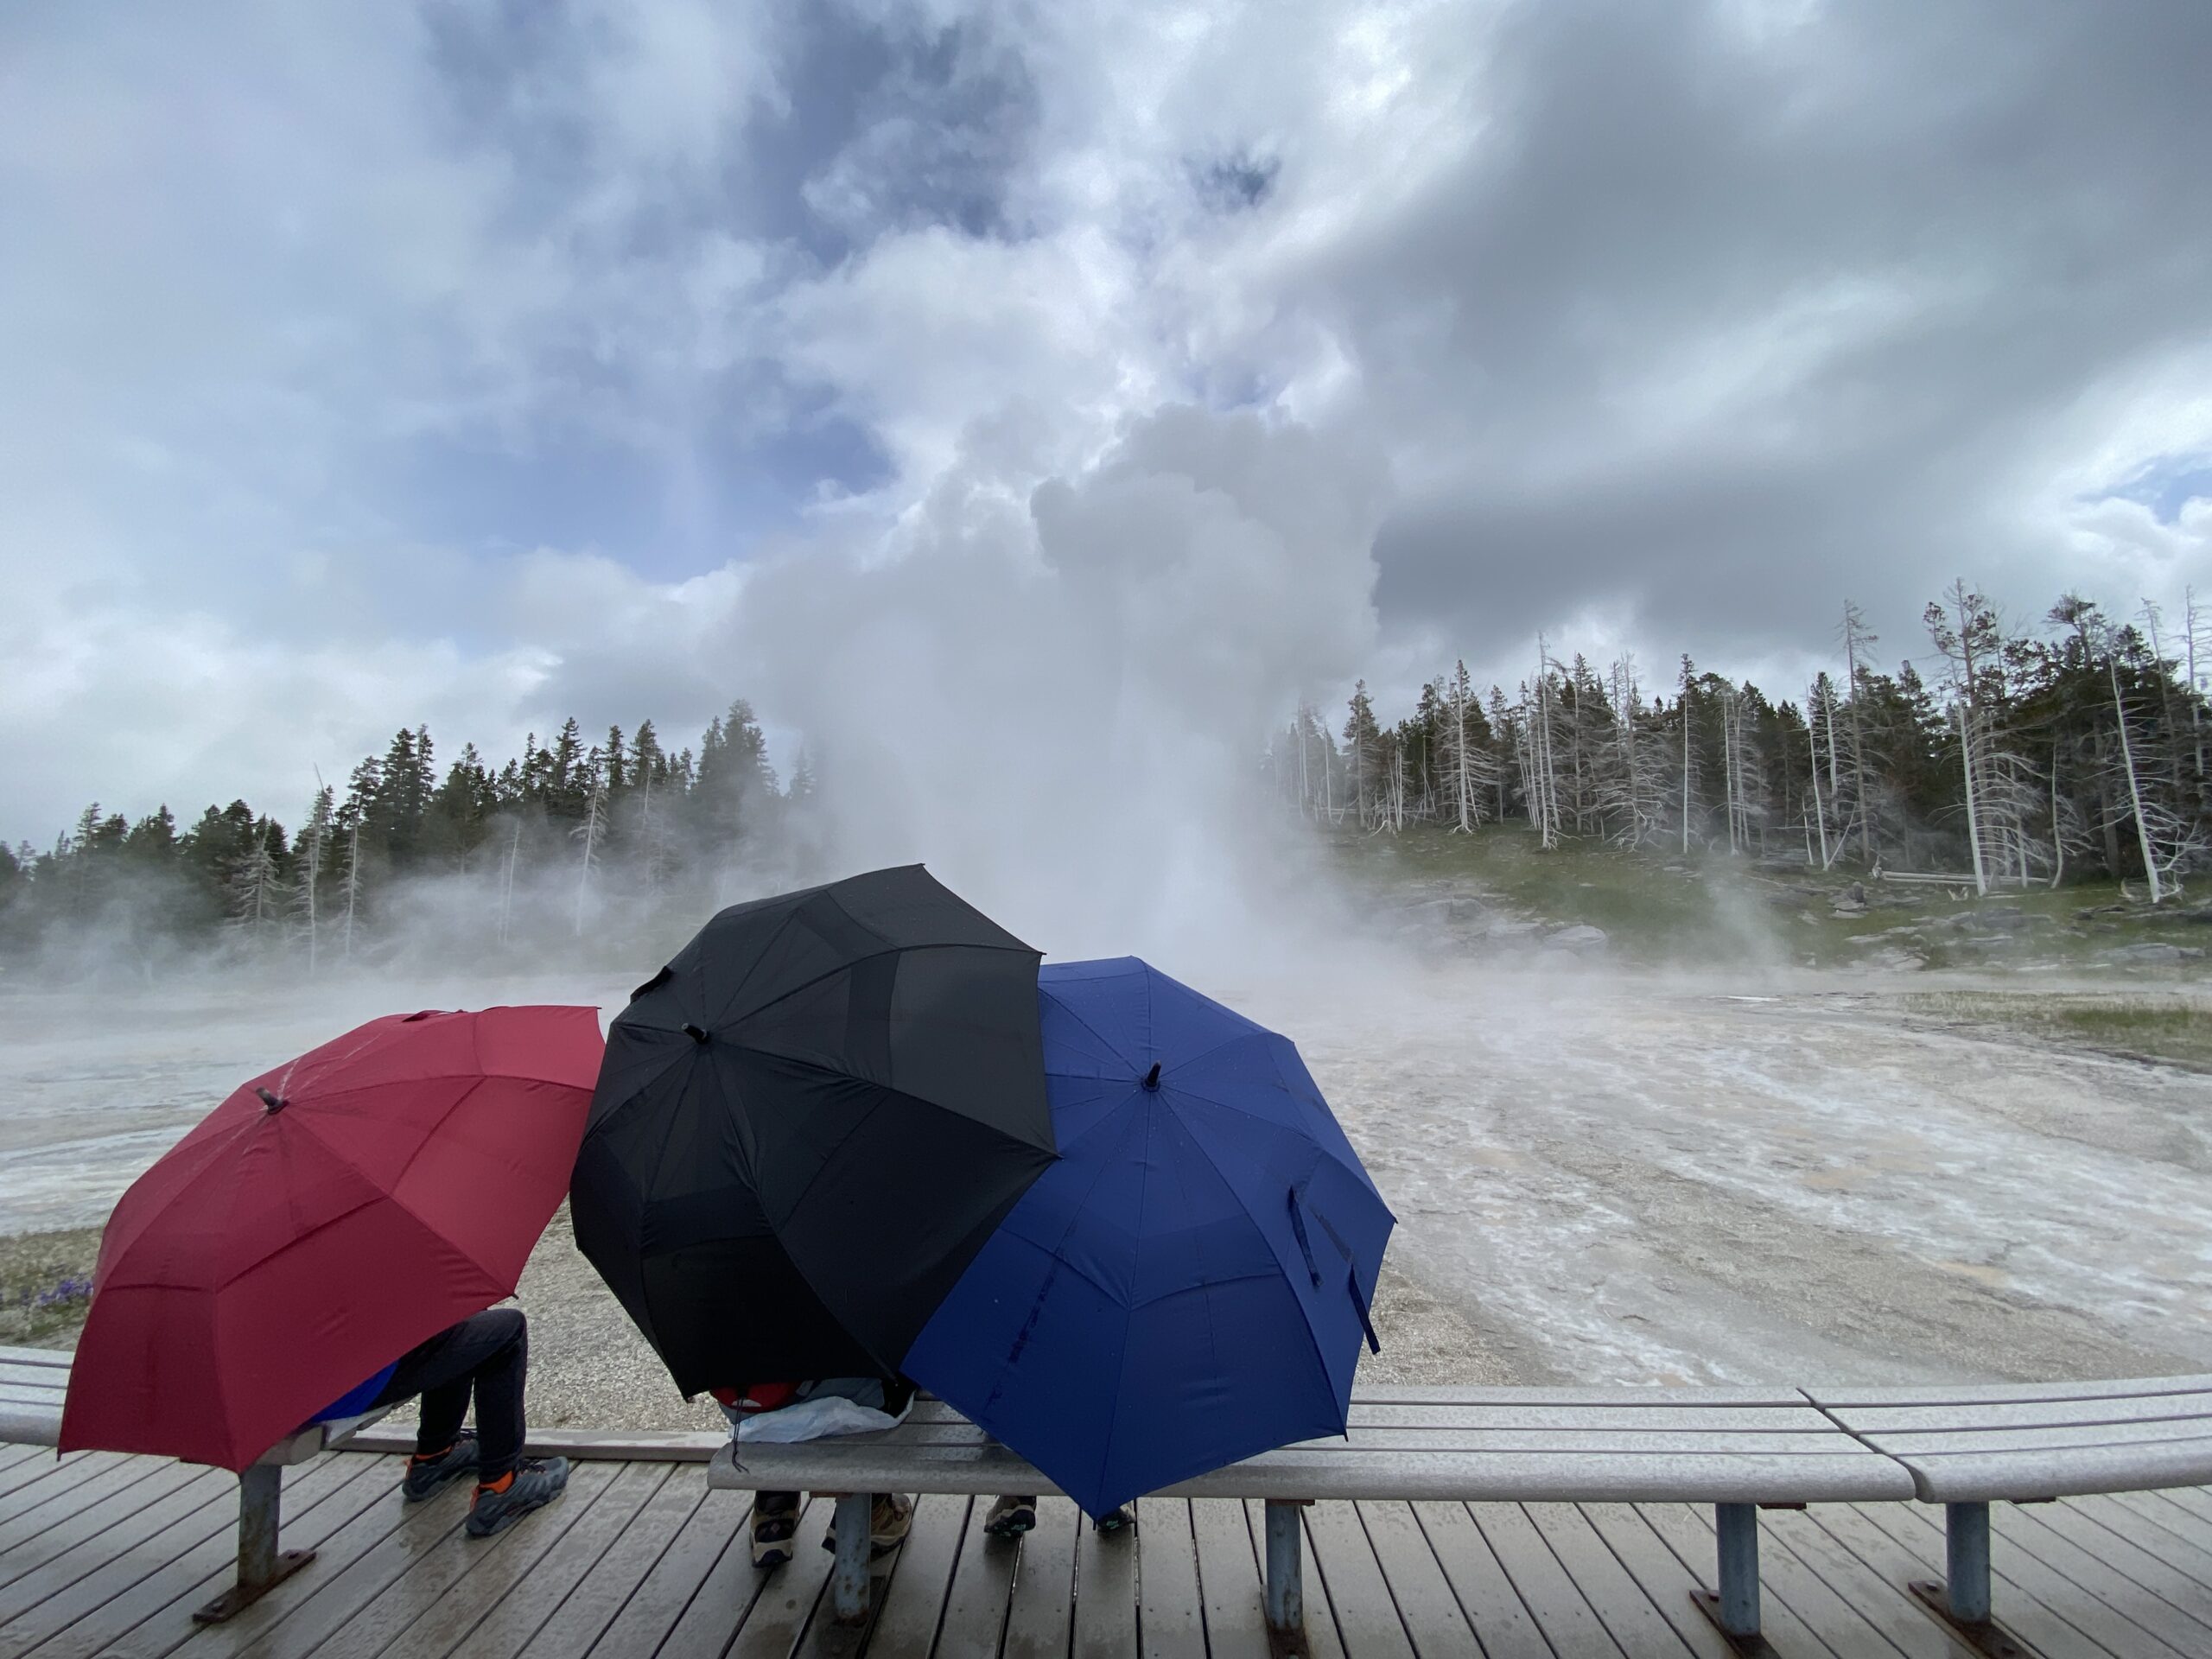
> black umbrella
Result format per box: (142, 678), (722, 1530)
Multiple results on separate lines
(572, 865), (1057, 1395)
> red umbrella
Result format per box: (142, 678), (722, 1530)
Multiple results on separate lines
(60, 1005), (602, 1471)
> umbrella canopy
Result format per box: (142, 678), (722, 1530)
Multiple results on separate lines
(902, 957), (1395, 1518)
(571, 865), (1056, 1395)
(60, 1005), (601, 1471)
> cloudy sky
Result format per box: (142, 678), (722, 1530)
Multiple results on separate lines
(5, 0), (2211, 848)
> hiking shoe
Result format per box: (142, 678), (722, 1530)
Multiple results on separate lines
(1094, 1505), (1135, 1535)
(464, 1458), (569, 1538)
(983, 1496), (1037, 1538)
(821, 1493), (912, 1559)
(402, 1431), (480, 1503)
(753, 1491), (801, 1570)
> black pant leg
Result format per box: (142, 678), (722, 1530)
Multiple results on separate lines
(372, 1307), (530, 1476)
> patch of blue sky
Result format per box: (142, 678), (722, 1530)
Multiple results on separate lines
(2098, 453), (2212, 524)
(378, 407), (892, 579)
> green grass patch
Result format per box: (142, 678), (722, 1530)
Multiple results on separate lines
(1321, 820), (2196, 970)
(1899, 992), (2212, 1068)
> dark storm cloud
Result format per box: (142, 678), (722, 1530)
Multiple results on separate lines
(1336, 0), (2212, 659)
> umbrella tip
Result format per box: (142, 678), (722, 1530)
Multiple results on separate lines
(1141, 1062), (1161, 1091)
(254, 1086), (287, 1114)
(683, 1023), (710, 1046)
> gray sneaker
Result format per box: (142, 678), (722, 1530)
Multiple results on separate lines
(402, 1431), (480, 1503)
(465, 1458), (570, 1538)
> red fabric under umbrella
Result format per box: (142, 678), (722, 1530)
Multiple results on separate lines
(60, 1005), (602, 1471)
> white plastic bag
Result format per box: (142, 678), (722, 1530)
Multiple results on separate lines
(734, 1391), (912, 1443)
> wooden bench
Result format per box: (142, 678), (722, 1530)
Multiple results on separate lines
(1808, 1372), (2212, 1654)
(0, 1344), (392, 1623)
(709, 1385), (1917, 1651)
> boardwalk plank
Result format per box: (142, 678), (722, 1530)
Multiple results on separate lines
(440, 1465), (671, 1659)
(1187, 1499), (1264, 1659)
(1303, 1502), (1413, 1659)
(0, 1450), (177, 1560)
(1683, 1503), (1902, 1659)
(1469, 1501), (1625, 1658)
(2086, 1492), (2212, 1580)
(725, 1497), (836, 1659)
(0, 1465), (234, 1643)
(1072, 1501), (1139, 1659)
(0, 1474), (276, 1659)
(1631, 1502), (1834, 1659)
(2145, 1485), (2212, 1527)
(0, 1444), (41, 1474)
(1575, 1504), (1738, 1659)
(938, 1496), (1019, 1656)
(586, 1485), (753, 1659)
(1136, 1498), (1204, 1659)
(38, 1454), (387, 1659)
(865, 1494), (969, 1659)
(376, 1463), (625, 1659)
(2023, 1498), (2212, 1629)
(1844, 1500), (2141, 1659)
(1407, 1500), (1548, 1659)
(1807, 1501), (2098, 1659)
(0, 1452), (108, 1510)
(0, 1459), (205, 1593)
(516, 1464), (707, 1659)
(1987, 1501), (2212, 1657)
(1002, 1498), (1079, 1659)
(195, 1468), (485, 1659)
(1241, 1501), (1347, 1659)
(656, 1495), (819, 1659)
(1524, 1502), (1697, 1659)
(2110, 1490), (2212, 1557)
(1352, 1502), (1475, 1659)
(1757, 1506), (1977, 1659)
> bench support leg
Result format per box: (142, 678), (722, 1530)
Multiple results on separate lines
(193, 1464), (315, 1624)
(1909, 1503), (2027, 1657)
(1946, 1501), (1992, 1623)
(1264, 1500), (1307, 1656)
(1691, 1503), (1777, 1654)
(830, 1493), (872, 1625)
(1715, 1503), (1760, 1637)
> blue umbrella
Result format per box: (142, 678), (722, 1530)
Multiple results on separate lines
(902, 957), (1395, 1518)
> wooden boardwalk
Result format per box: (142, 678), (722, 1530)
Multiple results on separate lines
(7, 1442), (2212, 1657)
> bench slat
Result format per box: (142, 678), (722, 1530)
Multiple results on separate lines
(0, 1403), (60, 1446)
(1863, 1421), (2212, 1458)
(1891, 1442), (2212, 1503)
(0, 1363), (71, 1389)
(1357, 1383), (1813, 1408)
(0, 1346), (71, 1369)
(708, 1439), (1914, 1504)
(1830, 1394), (2212, 1435)
(1806, 1374), (2212, 1408)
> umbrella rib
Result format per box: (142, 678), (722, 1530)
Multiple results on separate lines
(1160, 1110), (1347, 1407)
(285, 1078), (522, 1290)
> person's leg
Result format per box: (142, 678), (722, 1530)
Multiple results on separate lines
(376, 1308), (526, 1458)
(372, 1308), (529, 1500)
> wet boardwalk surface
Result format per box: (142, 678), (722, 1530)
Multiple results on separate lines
(6, 1442), (2212, 1656)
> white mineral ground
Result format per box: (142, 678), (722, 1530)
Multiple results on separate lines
(3, 962), (2206, 1431)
